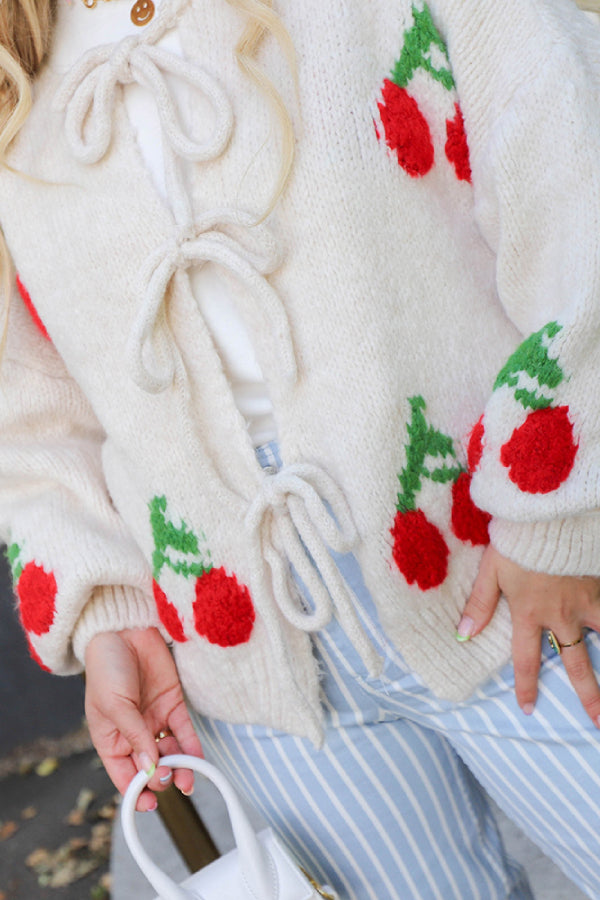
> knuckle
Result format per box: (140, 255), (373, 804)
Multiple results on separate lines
(518, 609), (539, 630)
(555, 601), (579, 628)
(468, 590), (493, 617)
(582, 694), (600, 717)
(513, 657), (540, 681)
(103, 695), (126, 719)
(511, 601), (540, 630)
(565, 656), (592, 684)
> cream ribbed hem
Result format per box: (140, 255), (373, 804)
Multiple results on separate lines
(72, 585), (158, 665)
(490, 513), (600, 576)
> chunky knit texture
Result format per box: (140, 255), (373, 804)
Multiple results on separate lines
(1, 0), (600, 743)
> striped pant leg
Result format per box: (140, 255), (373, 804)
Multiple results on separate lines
(415, 633), (600, 900)
(192, 615), (532, 900)
(208, 442), (529, 898)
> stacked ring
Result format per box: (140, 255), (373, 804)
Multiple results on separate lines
(547, 630), (584, 655)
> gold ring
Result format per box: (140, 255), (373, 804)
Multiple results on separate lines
(547, 630), (584, 655)
(154, 728), (173, 742)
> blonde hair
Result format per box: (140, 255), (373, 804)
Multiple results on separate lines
(225, 0), (297, 214)
(0, 0), (55, 159)
(0, 0), (55, 326)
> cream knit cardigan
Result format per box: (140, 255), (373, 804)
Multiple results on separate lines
(1, 0), (599, 744)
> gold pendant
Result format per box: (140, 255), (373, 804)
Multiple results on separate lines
(81, 0), (155, 26)
(130, 0), (155, 25)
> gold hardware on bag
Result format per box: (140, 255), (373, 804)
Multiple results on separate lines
(299, 868), (337, 900)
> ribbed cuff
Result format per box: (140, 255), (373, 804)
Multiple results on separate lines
(490, 512), (600, 576)
(72, 584), (158, 665)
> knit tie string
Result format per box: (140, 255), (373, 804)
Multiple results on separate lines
(54, 36), (233, 166)
(245, 464), (382, 675)
(128, 217), (296, 393)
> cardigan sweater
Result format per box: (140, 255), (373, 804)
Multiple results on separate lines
(1, 0), (600, 744)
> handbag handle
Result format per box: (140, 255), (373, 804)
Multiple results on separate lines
(121, 754), (277, 900)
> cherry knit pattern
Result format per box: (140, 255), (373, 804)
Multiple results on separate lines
(377, 3), (471, 182)
(475, 322), (579, 494)
(149, 495), (255, 647)
(16, 275), (51, 342)
(7, 543), (56, 671)
(391, 396), (490, 591)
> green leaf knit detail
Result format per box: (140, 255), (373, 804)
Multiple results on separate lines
(149, 495), (211, 581)
(396, 396), (464, 513)
(494, 322), (564, 410)
(391, 4), (455, 92)
(6, 542), (23, 581)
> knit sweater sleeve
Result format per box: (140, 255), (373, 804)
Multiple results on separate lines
(0, 278), (157, 674)
(443, 0), (600, 574)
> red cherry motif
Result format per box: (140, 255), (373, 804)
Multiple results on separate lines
(500, 406), (578, 494)
(16, 275), (51, 341)
(451, 472), (491, 545)
(26, 636), (51, 673)
(445, 103), (472, 183)
(378, 80), (434, 177)
(17, 562), (57, 635)
(391, 508), (449, 590)
(467, 416), (485, 473)
(153, 580), (187, 643)
(193, 567), (255, 647)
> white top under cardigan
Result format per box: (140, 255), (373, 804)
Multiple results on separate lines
(53, 0), (276, 446)
(1, 0), (600, 744)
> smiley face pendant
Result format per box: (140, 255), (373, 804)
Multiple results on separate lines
(130, 0), (155, 25)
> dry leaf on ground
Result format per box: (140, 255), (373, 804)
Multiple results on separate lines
(65, 788), (96, 826)
(25, 847), (52, 868)
(24, 793), (117, 890)
(21, 805), (38, 820)
(25, 828), (111, 889)
(35, 757), (59, 778)
(0, 821), (18, 841)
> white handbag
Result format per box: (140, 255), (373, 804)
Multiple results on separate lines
(121, 754), (339, 900)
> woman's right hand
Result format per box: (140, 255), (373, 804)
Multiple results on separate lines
(84, 627), (204, 811)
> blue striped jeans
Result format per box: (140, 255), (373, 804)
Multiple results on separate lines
(192, 442), (600, 900)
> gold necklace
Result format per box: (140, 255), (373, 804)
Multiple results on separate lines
(81, 0), (156, 27)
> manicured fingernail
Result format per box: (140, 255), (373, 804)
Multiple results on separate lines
(159, 771), (173, 784)
(455, 616), (475, 643)
(180, 786), (194, 797)
(139, 752), (156, 778)
(522, 703), (535, 716)
(146, 798), (158, 812)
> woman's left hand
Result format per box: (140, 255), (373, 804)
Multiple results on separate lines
(458, 545), (600, 725)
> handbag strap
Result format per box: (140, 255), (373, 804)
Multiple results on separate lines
(121, 754), (278, 900)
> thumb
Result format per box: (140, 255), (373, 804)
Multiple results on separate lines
(113, 704), (165, 778)
(90, 700), (159, 802)
(456, 545), (501, 643)
(114, 708), (176, 798)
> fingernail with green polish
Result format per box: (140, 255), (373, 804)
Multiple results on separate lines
(455, 615), (474, 643)
(139, 752), (156, 778)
